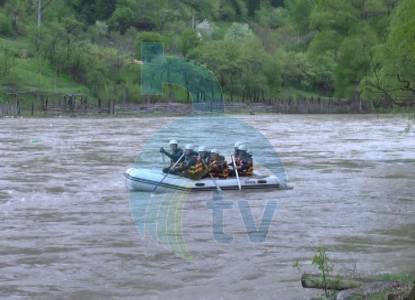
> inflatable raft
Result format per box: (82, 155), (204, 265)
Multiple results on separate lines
(124, 168), (292, 192)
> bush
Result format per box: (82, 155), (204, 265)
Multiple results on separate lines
(0, 12), (12, 37)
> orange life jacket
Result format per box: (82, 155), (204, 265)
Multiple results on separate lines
(184, 156), (203, 175)
(209, 158), (228, 178)
(237, 156), (254, 176)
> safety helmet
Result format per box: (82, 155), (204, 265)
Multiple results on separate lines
(210, 149), (219, 154)
(198, 146), (208, 152)
(185, 144), (194, 150)
(238, 144), (247, 151)
(169, 139), (178, 145)
(234, 141), (242, 148)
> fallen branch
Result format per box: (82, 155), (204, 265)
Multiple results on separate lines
(301, 273), (402, 290)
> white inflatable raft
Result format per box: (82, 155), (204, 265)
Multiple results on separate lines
(124, 168), (292, 192)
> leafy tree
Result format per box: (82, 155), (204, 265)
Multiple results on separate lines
(0, 11), (12, 36)
(362, 0), (415, 107)
(224, 22), (252, 41)
(256, 1), (290, 29)
(108, 6), (135, 34)
(245, 0), (262, 17)
(281, 51), (314, 90)
(0, 46), (16, 76)
(291, 0), (313, 36)
(334, 27), (376, 100)
(134, 32), (164, 61)
(180, 29), (200, 57)
(3, 0), (27, 34)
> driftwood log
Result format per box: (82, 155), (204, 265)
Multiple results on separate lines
(302, 274), (413, 300)
(302, 274), (377, 290)
(301, 274), (402, 290)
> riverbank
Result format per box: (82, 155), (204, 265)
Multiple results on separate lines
(305, 270), (415, 300)
(0, 98), (377, 118)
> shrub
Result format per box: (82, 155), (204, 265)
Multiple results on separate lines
(0, 12), (12, 37)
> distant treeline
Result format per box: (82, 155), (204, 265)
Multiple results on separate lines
(0, 0), (414, 108)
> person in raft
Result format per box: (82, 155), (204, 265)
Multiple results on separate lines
(209, 149), (228, 179)
(170, 144), (199, 176)
(229, 144), (254, 176)
(161, 139), (183, 173)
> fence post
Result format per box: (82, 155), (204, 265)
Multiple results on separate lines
(31, 101), (34, 116)
(16, 97), (20, 115)
(112, 99), (115, 115)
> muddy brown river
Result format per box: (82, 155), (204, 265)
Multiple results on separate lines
(1, 114), (414, 300)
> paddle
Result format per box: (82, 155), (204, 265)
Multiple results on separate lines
(231, 155), (241, 191)
(201, 159), (221, 192)
(152, 153), (185, 193)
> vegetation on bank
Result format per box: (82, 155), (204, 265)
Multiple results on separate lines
(295, 247), (415, 300)
(0, 0), (414, 109)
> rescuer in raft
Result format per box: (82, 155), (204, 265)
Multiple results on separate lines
(229, 141), (242, 167)
(229, 144), (254, 176)
(196, 146), (212, 179)
(170, 144), (199, 176)
(161, 139), (183, 173)
(209, 149), (228, 179)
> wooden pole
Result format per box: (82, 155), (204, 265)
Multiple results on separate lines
(112, 99), (115, 115)
(31, 101), (34, 116)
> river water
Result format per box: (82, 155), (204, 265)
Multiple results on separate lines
(0, 114), (414, 300)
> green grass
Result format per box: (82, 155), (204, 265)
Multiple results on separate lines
(373, 270), (415, 286)
(0, 37), (92, 102)
(0, 36), (338, 105)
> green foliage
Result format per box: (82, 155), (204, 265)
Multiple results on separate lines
(0, 11), (12, 37)
(292, 260), (302, 273)
(224, 22), (252, 41)
(312, 247), (335, 298)
(108, 6), (135, 34)
(0, 0), (412, 107)
(291, 0), (313, 36)
(0, 45), (16, 76)
(256, 1), (290, 29)
(180, 29), (200, 57)
(134, 32), (164, 61)
(361, 0), (415, 107)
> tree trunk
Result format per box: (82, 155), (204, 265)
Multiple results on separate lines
(146, 95), (151, 104)
(38, 0), (42, 28)
(301, 274), (402, 291)
(169, 89), (175, 103)
(355, 82), (362, 113)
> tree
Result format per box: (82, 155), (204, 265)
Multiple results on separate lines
(135, 32), (164, 61)
(180, 29), (200, 57)
(224, 22), (252, 41)
(3, 0), (27, 34)
(291, 0), (313, 36)
(0, 46), (16, 76)
(256, 0), (290, 29)
(108, 6), (135, 34)
(362, 0), (415, 107)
